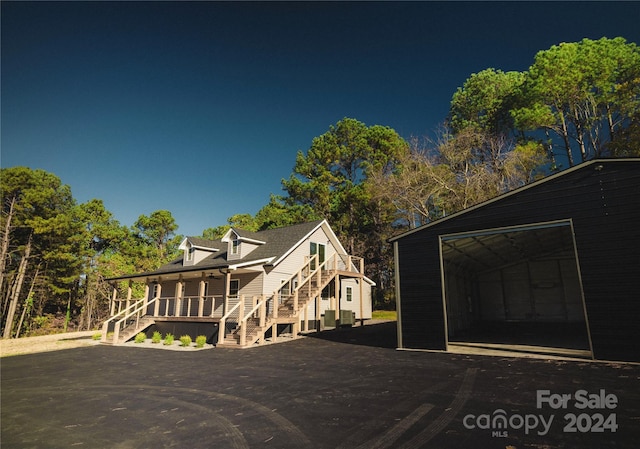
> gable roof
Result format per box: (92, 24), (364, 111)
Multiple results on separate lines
(109, 220), (328, 281)
(180, 236), (220, 251)
(221, 228), (267, 244)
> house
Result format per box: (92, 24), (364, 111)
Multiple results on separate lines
(389, 158), (640, 362)
(102, 220), (374, 348)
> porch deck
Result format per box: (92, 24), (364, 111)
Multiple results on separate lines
(102, 253), (367, 348)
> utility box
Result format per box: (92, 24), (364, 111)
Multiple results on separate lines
(340, 310), (355, 326)
(324, 310), (336, 327)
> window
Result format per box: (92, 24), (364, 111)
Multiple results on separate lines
(346, 286), (353, 302)
(186, 246), (194, 261)
(321, 283), (333, 301)
(229, 279), (239, 298)
(152, 284), (160, 299)
(279, 279), (298, 301)
(231, 239), (239, 255)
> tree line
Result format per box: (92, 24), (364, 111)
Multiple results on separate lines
(2, 37), (638, 337)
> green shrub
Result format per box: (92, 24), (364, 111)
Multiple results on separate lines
(195, 335), (207, 348)
(134, 332), (146, 343)
(151, 331), (162, 344)
(163, 333), (174, 345)
(92, 332), (102, 341)
(179, 335), (192, 347)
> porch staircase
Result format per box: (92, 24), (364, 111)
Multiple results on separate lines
(101, 304), (156, 344)
(217, 256), (348, 349)
(101, 252), (363, 348)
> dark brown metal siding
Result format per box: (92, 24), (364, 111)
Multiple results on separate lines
(395, 160), (640, 362)
(397, 236), (446, 350)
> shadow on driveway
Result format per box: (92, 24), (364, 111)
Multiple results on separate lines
(2, 323), (639, 449)
(305, 320), (398, 349)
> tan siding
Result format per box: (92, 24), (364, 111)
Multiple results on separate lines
(237, 272), (264, 299)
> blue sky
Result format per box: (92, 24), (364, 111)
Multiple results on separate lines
(3, 1), (639, 237)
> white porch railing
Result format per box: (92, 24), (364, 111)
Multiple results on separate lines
(228, 252), (364, 347)
(103, 252), (364, 347)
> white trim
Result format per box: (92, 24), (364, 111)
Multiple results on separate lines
(220, 229), (238, 243)
(221, 229), (266, 245)
(178, 237), (218, 252)
(439, 219), (574, 241)
(228, 257), (275, 270)
(191, 245), (218, 252)
(270, 220), (349, 267)
(237, 236), (266, 245)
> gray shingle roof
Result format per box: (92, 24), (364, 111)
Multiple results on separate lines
(110, 220), (325, 280)
(185, 236), (220, 249)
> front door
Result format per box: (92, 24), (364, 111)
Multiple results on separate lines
(310, 242), (326, 270)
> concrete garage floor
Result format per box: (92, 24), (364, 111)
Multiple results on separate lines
(2, 322), (639, 449)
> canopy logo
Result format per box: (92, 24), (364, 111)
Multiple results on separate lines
(463, 389), (618, 437)
(463, 409), (553, 437)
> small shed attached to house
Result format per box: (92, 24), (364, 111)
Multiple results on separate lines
(390, 159), (640, 362)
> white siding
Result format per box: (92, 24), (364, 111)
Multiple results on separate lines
(339, 278), (372, 319)
(263, 226), (338, 293)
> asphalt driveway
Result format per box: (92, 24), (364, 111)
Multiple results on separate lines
(2, 322), (639, 448)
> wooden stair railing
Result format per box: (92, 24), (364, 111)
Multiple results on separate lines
(102, 296), (160, 344)
(229, 254), (352, 348)
(217, 298), (243, 345)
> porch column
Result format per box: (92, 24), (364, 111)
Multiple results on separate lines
(153, 282), (162, 316)
(143, 282), (150, 314)
(359, 278), (364, 326)
(302, 304), (308, 332)
(198, 273), (206, 318)
(126, 281), (133, 310)
(175, 276), (183, 317)
(316, 295), (321, 333)
(258, 295), (266, 345)
(224, 270), (231, 315)
(335, 274), (340, 328)
(110, 287), (117, 316)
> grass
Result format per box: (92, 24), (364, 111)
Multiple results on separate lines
(372, 310), (397, 321)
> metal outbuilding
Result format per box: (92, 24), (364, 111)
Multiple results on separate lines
(390, 159), (640, 362)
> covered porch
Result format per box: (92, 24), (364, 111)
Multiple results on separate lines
(102, 253), (368, 347)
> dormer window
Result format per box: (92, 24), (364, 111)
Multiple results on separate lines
(221, 228), (266, 261)
(178, 237), (219, 266)
(231, 239), (239, 255)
